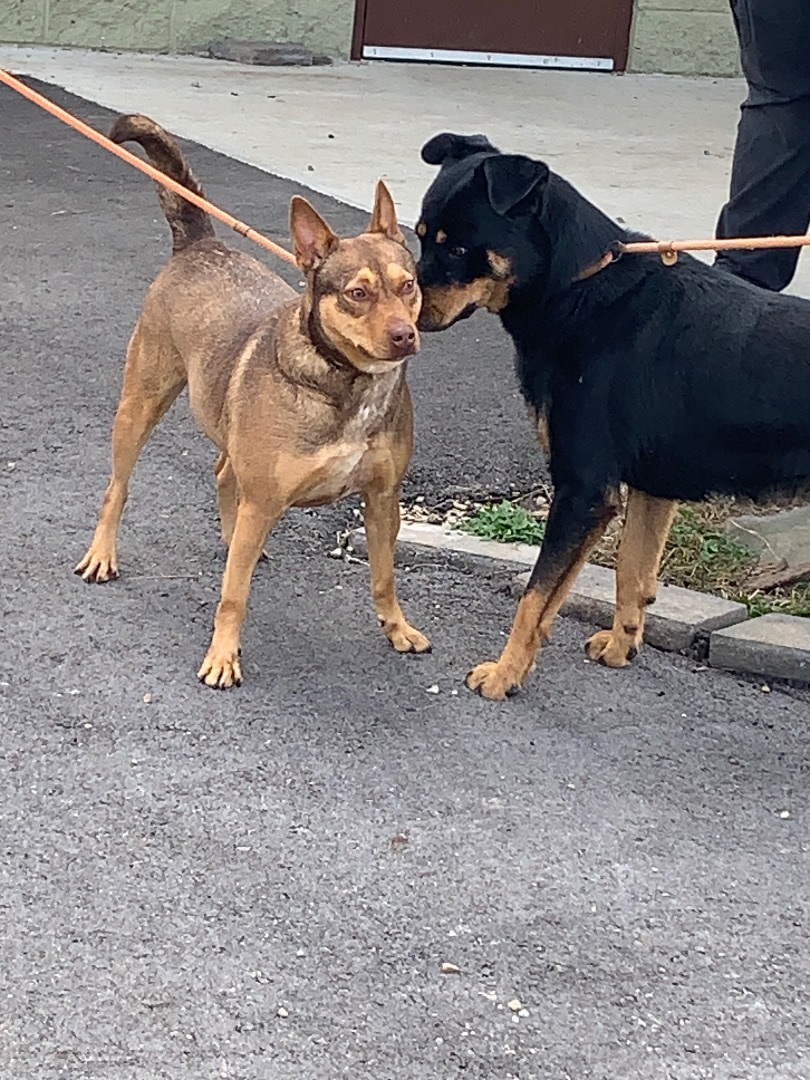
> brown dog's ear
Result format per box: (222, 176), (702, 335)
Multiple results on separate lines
(290, 196), (339, 271)
(369, 180), (405, 244)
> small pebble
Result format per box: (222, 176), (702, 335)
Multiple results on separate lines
(780, 810), (791, 819)
(143, 693), (153, 704)
(277, 1006), (289, 1018)
(518, 1008), (529, 1018)
(761, 684), (771, 693)
(440, 962), (460, 975)
(426, 684), (440, 694)
(508, 998), (523, 1012)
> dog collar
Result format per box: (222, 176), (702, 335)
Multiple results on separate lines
(574, 249), (618, 282)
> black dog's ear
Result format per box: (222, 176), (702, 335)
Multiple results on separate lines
(421, 132), (498, 166)
(483, 155), (550, 216)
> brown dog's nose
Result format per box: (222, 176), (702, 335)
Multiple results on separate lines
(388, 321), (417, 357)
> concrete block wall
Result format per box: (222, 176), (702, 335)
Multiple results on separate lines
(0, 0), (355, 59)
(629, 0), (741, 76)
(0, 0), (741, 76)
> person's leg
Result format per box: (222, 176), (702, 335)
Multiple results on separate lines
(715, 0), (810, 291)
(715, 98), (810, 291)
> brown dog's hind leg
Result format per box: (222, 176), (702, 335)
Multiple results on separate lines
(214, 454), (271, 562)
(198, 497), (282, 689)
(466, 488), (619, 700)
(214, 452), (238, 549)
(585, 489), (677, 667)
(362, 486), (430, 654)
(76, 325), (186, 583)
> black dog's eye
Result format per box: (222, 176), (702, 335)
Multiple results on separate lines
(450, 245), (468, 258)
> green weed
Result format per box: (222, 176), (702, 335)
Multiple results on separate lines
(461, 500), (545, 546)
(460, 498), (809, 618)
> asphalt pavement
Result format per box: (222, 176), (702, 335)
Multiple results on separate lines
(1, 81), (809, 1080)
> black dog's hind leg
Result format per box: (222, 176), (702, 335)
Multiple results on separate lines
(466, 486), (620, 700)
(585, 488), (677, 668)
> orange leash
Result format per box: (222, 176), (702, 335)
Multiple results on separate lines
(0, 67), (297, 266)
(1, 65), (809, 267)
(621, 233), (810, 265)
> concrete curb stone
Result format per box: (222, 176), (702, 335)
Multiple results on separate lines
(207, 39), (317, 66)
(710, 614), (810, 683)
(511, 565), (747, 652)
(350, 522), (750, 657)
(350, 521), (540, 573)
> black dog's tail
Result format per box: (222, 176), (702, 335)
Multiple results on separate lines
(109, 113), (216, 254)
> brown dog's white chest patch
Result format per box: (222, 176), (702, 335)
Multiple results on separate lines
(349, 376), (397, 433)
(294, 379), (398, 507)
(296, 442), (367, 506)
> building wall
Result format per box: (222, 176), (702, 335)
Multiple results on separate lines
(0, 0), (740, 75)
(628, 0), (741, 76)
(0, 0), (355, 58)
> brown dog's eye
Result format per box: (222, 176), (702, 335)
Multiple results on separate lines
(401, 279), (415, 294)
(450, 245), (468, 258)
(348, 287), (368, 301)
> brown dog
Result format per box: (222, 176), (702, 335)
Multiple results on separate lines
(76, 114), (429, 688)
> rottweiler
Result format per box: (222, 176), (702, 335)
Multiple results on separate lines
(415, 132), (810, 700)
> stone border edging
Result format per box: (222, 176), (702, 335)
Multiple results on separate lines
(349, 522), (810, 685)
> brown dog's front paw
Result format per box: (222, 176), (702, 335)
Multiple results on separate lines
(585, 629), (639, 668)
(197, 649), (243, 689)
(387, 622), (432, 654)
(74, 548), (119, 583)
(464, 661), (522, 701)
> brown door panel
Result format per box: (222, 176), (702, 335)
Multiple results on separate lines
(360, 1), (633, 67)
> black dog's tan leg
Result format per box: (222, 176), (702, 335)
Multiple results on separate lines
(466, 489), (618, 700)
(76, 326), (186, 583)
(198, 497), (282, 689)
(214, 452), (238, 548)
(362, 486), (430, 653)
(586, 489), (677, 667)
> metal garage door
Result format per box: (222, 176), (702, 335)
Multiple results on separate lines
(353, 0), (635, 71)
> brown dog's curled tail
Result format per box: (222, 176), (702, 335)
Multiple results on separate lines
(109, 113), (216, 254)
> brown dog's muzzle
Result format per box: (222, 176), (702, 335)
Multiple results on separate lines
(387, 319), (419, 358)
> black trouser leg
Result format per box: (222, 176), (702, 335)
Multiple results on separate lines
(715, 0), (810, 291)
(715, 98), (810, 291)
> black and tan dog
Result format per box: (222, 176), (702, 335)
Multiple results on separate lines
(415, 131), (810, 700)
(76, 114), (429, 688)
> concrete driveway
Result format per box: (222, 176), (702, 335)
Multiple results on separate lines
(1, 79), (809, 1080)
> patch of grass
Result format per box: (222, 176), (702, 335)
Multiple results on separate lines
(743, 583), (810, 618)
(657, 506), (758, 595)
(460, 500), (545, 546)
(460, 497), (809, 618)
